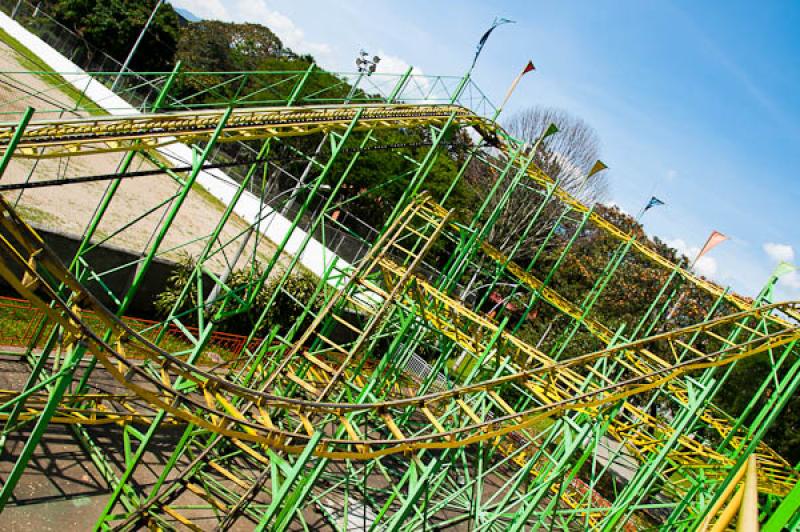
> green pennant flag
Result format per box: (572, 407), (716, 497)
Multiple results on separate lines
(542, 123), (559, 139)
(773, 261), (797, 279)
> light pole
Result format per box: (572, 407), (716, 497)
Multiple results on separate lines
(111, 0), (164, 93)
(281, 50), (380, 216)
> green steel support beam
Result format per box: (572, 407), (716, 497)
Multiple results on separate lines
(0, 106), (33, 179)
(0, 342), (85, 508)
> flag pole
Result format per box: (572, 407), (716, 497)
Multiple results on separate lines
(495, 60), (535, 119)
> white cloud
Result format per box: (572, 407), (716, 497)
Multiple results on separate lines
(667, 237), (718, 278)
(782, 270), (800, 290)
(694, 255), (718, 277)
(602, 200), (628, 215)
(374, 52), (415, 75)
(665, 168), (678, 181)
(667, 238), (690, 255)
(762, 242), (795, 263)
(169, 0), (333, 63)
(368, 51), (435, 102)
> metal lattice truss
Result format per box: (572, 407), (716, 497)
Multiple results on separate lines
(0, 67), (797, 531)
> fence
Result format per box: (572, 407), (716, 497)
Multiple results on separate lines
(0, 295), (262, 363)
(0, 0), (466, 291)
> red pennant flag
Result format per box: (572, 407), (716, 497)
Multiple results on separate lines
(499, 60), (536, 112)
(522, 60), (535, 74)
(696, 231), (728, 263)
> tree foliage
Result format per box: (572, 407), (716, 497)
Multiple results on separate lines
(154, 253), (321, 338)
(322, 128), (478, 232)
(509, 203), (721, 358)
(43, 6), (799, 466)
(172, 20), (347, 107)
(176, 20), (283, 73)
(505, 106), (609, 203)
(714, 355), (800, 464)
(467, 106), (610, 263)
(43, 0), (180, 72)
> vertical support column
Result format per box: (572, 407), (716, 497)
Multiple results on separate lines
(0, 106), (33, 179)
(0, 339), (85, 508)
(101, 71), (419, 528)
(0, 63), (184, 483)
(600, 378), (716, 531)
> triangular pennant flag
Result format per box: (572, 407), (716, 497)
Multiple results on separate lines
(773, 261), (797, 279)
(696, 230), (728, 262)
(522, 60), (535, 74)
(643, 196), (665, 212)
(542, 123), (559, 139)
(498, 59), (537, 112)
(471, 17), (515, 69)
(587, 160), (608, 178)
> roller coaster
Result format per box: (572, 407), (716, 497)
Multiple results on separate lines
(0, 62), (798, 532)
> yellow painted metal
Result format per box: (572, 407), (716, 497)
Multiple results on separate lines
(0, 99), (797, 529)
(3, 99), (790, 329)
(479, 240), (797, 495)
(738, 455), (760, 532)
(0, 104), (491, 159)
(699, 455), (760, 532)
(0, 194), (796, 471)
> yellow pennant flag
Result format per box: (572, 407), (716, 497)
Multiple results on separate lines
(587, 160), (608, 178)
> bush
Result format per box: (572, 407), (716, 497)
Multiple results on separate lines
(153, 253), (322, 338)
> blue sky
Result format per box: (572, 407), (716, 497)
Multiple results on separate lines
(171, 0), (800, 300)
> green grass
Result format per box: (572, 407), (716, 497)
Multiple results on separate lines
(0, 27), (105, 116)
(0, 300), (245, 365)
(16, 203), (58, 226)
(0, 302), (38, 341)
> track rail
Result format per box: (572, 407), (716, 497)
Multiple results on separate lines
(0, 100), (797, 528)
(0, 103), (493, 158)
(0, 195), (797, 472)
(0, 100), (791, 330)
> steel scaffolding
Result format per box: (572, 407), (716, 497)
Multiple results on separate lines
(0, 65), (797, 531)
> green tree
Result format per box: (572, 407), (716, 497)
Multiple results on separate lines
(320, 127), (478, 232)
(509, 203), (724, 359)
(174, 20), (349, 107)
(175, 20), (283, 73)
(714, 354), (800, 464)
(154, 253), (322, 338)
(44, 0), (180, 72)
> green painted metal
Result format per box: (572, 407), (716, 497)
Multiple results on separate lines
(0, 54), (794, 531)
(0, 106), (32, 179)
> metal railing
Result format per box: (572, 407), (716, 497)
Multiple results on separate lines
(0, 0), (478, 280)
(0, 294), (261, 361)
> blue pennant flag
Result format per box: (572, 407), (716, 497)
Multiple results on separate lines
(643, 196), (665, 212)
(471, 17), (515, 69)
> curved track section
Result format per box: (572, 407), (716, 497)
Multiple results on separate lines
(0, 100), (798, 529)
(0, 194), (797, 470)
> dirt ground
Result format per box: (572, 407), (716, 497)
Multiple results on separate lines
(0, 40), (287, 275)
(0, 33), (527, 532)
(0, 36), (301, 530)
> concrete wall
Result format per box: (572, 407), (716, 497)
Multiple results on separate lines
(0, 224), (180, 317)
